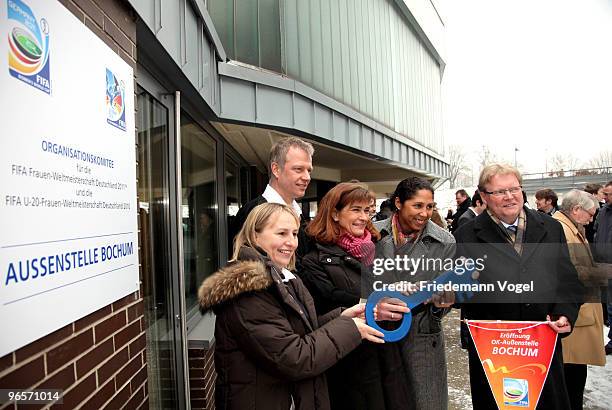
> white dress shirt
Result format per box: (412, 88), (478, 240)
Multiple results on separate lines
(262, 184), (302, 216)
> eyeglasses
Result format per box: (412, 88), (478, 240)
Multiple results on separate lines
(580, 207), (596, 218)
(482, 186), (522, 197)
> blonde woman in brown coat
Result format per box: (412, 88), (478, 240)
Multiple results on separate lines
(553, 189), (611, 410)
(198, 203), (397, 410)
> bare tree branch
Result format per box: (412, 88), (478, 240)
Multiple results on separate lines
(447, 145), (471, 188)
(586, 151), (612, 170)
(549, 153), (582, 176)
(477, 145), (499, 170)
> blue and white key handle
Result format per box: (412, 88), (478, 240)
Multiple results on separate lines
(365, 266), (479, 342)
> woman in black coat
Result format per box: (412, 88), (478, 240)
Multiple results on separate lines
(301, 183), (409, 410)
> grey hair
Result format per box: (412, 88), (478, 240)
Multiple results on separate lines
(268, 137), (314, 178)
(559, 189), (600, 213)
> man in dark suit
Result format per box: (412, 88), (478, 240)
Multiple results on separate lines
(456, 190), (486, 230)
(450, 189), (471, 233)
(594, 180), (612, 354)
(233, 137), (314, 260)
(454, 163), (582, 410)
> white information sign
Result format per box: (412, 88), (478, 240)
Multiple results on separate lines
(0, 0), (138, 357)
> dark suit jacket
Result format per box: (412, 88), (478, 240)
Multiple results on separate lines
(450, 199), (471, 233)
(456, 208), (476, 229)
(454, 207), (582, 409)
(233, 195), (267, 238)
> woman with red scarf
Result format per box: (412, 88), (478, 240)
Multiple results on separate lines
(301, 183), (409, 410)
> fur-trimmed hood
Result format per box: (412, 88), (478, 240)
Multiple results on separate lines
(198, 249), (274, 313)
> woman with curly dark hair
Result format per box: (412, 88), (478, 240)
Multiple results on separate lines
(373, 177), (456, 410)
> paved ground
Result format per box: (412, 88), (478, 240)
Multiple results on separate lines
(443, 309), (612, 410)
(443, 309), (472, 410)
(583, 327), (612, 410)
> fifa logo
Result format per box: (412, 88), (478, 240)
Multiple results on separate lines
(7, 0), (51, 94)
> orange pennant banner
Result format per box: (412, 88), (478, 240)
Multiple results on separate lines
(466, 320), (558, 410)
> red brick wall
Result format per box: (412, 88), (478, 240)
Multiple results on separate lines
(188, 345), (216, 410)
(58, 0), (136, 70)
(0, 293), (147, 409)
(0, 1), (144, 409)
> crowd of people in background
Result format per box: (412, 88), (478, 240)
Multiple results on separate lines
(198, 137), (611, 410)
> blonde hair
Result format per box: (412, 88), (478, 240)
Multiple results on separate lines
(478, 163), (523, 192)
(232, 203), (300, 269)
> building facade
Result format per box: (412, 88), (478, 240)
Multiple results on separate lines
(0, 0), (448, 408)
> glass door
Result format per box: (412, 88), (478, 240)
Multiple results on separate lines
(136, 79), (189, 409)
(180, 112), (219, 313)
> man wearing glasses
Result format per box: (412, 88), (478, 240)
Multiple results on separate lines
(594, 181), (612, 355)
(454, 163), (582, 410)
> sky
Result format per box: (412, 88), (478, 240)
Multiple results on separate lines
(441, 0), (612, 177)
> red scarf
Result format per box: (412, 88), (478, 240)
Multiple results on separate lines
(391, 212), (420, 248)
(337, 229), (375, 266)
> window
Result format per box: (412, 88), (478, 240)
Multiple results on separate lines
(225, 155), (245, 255)
(180, 113), (218, 310)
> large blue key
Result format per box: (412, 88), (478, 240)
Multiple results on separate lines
(365, 266), (479, 342)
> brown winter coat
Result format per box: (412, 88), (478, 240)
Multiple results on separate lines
(198, 247), (361, 410)
(553, 211), (607, 366)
